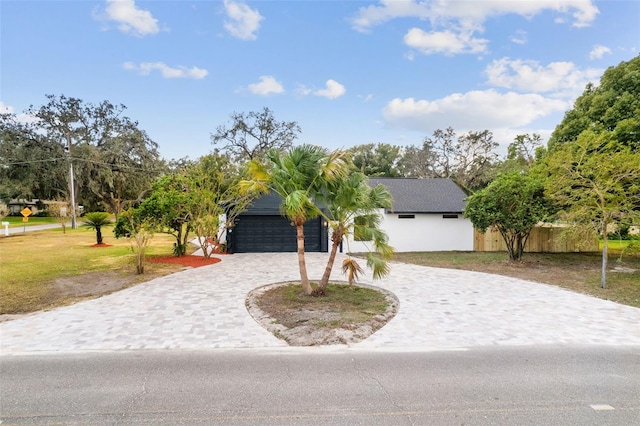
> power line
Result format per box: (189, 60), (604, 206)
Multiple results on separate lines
(2, 156), (167, 172)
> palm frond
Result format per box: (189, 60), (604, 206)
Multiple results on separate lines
(342, 257), (364, 285)
(238, 179), (268, 195)
(366, 252), (391, 280)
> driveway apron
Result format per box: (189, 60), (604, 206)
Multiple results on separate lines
(1, 253), (638, 354)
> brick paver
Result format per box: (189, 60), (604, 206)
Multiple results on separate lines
(1, 253), (638, 354)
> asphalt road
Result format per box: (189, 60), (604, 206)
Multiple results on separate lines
(3, 223), (70, 236)
(1, 345), (638, 425)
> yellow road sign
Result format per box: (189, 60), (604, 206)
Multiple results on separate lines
(23, 217), (29, 222)
(21, 207), (32, 217)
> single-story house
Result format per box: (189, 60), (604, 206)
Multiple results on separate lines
(226, 178), (472, 253)
(346, 178), (474, 253)
(5, 199), (40, 215)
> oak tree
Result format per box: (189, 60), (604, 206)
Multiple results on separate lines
(211, 107), (301, 163)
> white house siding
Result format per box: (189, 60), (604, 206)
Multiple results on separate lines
(345, 209), (474, 253)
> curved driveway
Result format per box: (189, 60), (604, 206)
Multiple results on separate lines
(1, 253), (638, 354)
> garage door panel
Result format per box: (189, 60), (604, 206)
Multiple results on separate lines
(232, 215), (322, 253)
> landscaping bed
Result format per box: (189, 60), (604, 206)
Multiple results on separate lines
(247, 282), (398, 346)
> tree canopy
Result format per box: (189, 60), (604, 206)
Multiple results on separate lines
(542, 55), (640, 286)
(136, 173), (195, 256)
(397, 128), (499, 192)
(185, 153), (256, 258)
(347, 143), (403, 177)
(211, 107), (301, 163)
(0, 113), (66, 202)
(464, 170), (555, 261)
(543, 131), (640, 287)
(549, 55), (640, 151)
(1, 94), (164, 218)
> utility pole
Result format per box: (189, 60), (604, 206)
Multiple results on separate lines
(66, 133), (77, 230)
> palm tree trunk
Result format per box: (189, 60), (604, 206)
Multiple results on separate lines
(297, 224), (312, 295)
(96, 226), (103, 244)
(316, 230), (343, 295)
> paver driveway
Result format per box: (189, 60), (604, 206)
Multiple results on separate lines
(1, 253), (638, 354)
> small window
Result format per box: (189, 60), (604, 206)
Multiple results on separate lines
(398, 214), (415, 219)
(442, 214), (459, 219)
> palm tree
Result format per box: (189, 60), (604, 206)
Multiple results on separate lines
(315, 172), (394, 295)
(83, 212), (112, 245)
(241, 145), (348, 295)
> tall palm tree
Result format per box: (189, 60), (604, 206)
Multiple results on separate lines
(83, 212), (112, 245)
(241, 145), (348, 295)
(315, 172), (394, 295)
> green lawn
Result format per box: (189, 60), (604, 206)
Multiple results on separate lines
(603, 239), (638, 252)
(0, 227), (184, 314)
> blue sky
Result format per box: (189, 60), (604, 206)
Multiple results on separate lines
(1, 0), (638, 161)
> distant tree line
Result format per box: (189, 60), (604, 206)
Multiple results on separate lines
(0, 94), (165, 225)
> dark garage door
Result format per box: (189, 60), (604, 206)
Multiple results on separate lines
(229, 215), (326, 253)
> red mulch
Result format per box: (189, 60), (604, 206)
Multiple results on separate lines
(91, 243), (112, 247)
(147, 255), (222, 268)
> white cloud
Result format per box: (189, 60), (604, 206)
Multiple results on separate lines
(351, 0), (430, 32)
(352, 1), (598, 56)
(247, 76), (284, 96)
(510, 30), (527, 45)
(314, 80), (346, 99)
(589, 44), (612, 60)
(382, 90), (568, 132)
(0, 101), (14, 114)
(223, 0), (263, 41)
(296, 80), (347, 99)
(404, 28), (488, 55)
(296, 84), (312, 96)
(0, 101), (40, 124)
(101, 0), (160, 37)
(485, 57), (602, 98)
(351, 0), (599, 32)
(123, 62), (208, 79)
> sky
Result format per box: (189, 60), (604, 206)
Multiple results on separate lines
(1, 0), (639, 161)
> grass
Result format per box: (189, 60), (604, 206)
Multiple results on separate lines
(0, 227), (185, 314)
(603, 239), (638, 252)
(261, 283), (389, 328)
(391, 249), (640, 308)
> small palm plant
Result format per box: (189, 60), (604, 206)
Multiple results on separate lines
(83, 212), (113, 245)
(315, 172), (394, 294)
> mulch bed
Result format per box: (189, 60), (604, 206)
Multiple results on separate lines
(147, 255), (222, 268)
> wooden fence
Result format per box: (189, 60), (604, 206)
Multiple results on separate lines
(474, 225), (599, 253)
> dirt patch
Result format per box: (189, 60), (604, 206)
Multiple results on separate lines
(0, 255), (222, 322)
(0, 270), (140, 322)
(246, 282), (399, 346)
(91, 243), (112, 248)
(51, 271), (132, 298)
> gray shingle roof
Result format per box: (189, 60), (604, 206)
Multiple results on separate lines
(368, 178), (467, 213)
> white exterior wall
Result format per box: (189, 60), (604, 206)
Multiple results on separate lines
(346, 209), (474, 253)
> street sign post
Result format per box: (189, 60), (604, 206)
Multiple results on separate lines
(21, 207), (32, 232)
